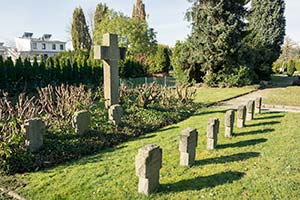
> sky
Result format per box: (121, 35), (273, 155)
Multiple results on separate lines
(0, 0), (299, 47)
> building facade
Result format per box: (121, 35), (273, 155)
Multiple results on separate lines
(13, 32), (66, 60)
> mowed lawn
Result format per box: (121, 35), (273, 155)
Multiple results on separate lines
(263, 87), (300, 107)
(9, 86), (300, 199)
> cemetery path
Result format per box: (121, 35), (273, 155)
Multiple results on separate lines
(217, 88), (300, 113)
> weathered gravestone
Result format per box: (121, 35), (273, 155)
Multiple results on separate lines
(72, 110), (90, 135)
(246, 100), (255, 121)
(108, 104), (123, 126)
(255, 97), (262, 114)
(237, 105), (246, 128)
(207, 118), (219, 150)
(23, 118), (45, 152)
(136, 144), (162, 195)
(94, 33), (126, 125)
(179, 128), (198, 166)
(225, 110), (235, 138)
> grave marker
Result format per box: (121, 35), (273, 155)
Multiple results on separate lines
(23, 118), (45, 152)
(237, 105), (246, 128)
(207, 118), (219, 150)
(179, 128), (198, 166)
(108, 104), (123, 126)
(246, 100), (255, 121)
(72, 110), (90, 135)
(225, 110), (235, 138)
(135, 144), (162, 195)
(255, 97), (262, 114)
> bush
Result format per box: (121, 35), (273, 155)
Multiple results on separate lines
(287, 59), (296, 76)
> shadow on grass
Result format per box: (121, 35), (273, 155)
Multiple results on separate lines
(159, 126), (180, 132)
(159, 171), (245, 193)
(246, 121), (280, 127)
(255, 115), (285, 120)
(195, 152), (260, 166)
(193, 109), (227, 116)
(217, 138), (267, 149)
(236, 128), (275, 136)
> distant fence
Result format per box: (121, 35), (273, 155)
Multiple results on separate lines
(120, 76), (176, 87)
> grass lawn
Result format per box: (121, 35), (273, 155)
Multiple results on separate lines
(4, 85), (298, 200)
(195, 86), (257, 105)
(263, 87), (300, 107)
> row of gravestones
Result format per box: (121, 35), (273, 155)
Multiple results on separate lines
(22, 107), (124, 152)
(135, 97), (262, 195)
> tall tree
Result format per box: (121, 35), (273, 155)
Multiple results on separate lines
(93, 3), (109, 43)
(72, 7), (92, 51)
(132, 0), (147, 21)
(247, 0), (286, 80)
(185, 0), (247, 85)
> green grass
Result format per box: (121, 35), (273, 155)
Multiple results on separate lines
(10, 85), (299, 199)
(263, 87), (300, 107)
(195, 86), (257, 105)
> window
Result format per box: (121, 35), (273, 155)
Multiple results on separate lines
(60, 44), (64, 50)
(52, 44), (56, 50)
(32, 42), (37, 49)
(42, 43), (46, 50)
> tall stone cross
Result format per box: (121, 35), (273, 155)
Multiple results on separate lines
(94, 33), (126, 108)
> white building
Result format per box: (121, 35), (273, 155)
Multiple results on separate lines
(0, 42), (6, 58)
(13, 32), (66, 60)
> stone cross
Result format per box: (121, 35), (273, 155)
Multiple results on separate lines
(237, 105), (246, 128)
(94, 33), (126, 109)
(23, 118), (45, 152)
(207, 118), (219, 150)
(225, 110), (235, 138)
(136, 144), (162, 195)
(108, 104), (123, 126)
(72, 110), (90, 135)
(246, 100), (255, 121)
(255, 97), (262, 114)
(179, 128), (198, 166)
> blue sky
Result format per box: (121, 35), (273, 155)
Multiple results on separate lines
(0, 0), (299, 47)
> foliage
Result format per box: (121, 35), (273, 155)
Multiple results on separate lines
(246, 0), (286, 80)
(93, 3), (109, 42)
(119, 57), (146, 78)
(185, 0), (247, 85)
(287, 59), (296, 76)
(147, 44), (171, 74)
(71, 7), (92, 51)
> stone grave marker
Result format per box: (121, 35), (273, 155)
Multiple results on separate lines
(207, 118), (219, 150)
(255, 97), (262, 114)
(246, 100), (255, 121)
(94, 33), (126, 109)
(72, 110), (90, 135)
(135, 144), (162, 195)
(237, 105), (246, 128)
(23, 118), (45, 152)
(225, 110), (235, 138)
(179, 128), (198, 166)
(108, 104), (123, 126)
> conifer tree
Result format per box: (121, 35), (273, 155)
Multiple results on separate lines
(5, 57), (14, 83)
(247, 0), (286, 80)
(186, 0), (246, 85)
(45, 57), (54, 82)
(23, 57), (32, 82)
(0, 56), (4, 87)
(132, 0), (146, 21)
(53, 56), (61, 82)
(72, 7), (92, 51)
(39, 55), (46, 81)
(15, 57), (23, 82)
(93, 3), (108, 42)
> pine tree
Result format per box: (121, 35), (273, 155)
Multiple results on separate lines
(132, 0), (147, 21)
(247, 0), (286, 80)
(93, 3), (108, 43)
(72, 7), (92, 51)
(186, 0), (246, 85)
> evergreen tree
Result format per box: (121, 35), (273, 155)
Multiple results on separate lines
(15, 57), (23, 82)
(39, 55), (46, 82)
(247, 0), (286, 80)
(45, 57), (54, 82)
(53, 56), (61, 82)
(93, 3), (108, 42)
(5, 57), (14, 83)
(186, 0), (247, 85)
(132, 0), (147, 21)
(23, 57), (32, 82)
(0, 56), (5, 88)
(72, 7), (92, 51)
(32, 55), (39, 82)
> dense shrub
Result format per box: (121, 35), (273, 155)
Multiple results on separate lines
(287, 59), (296, 76)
